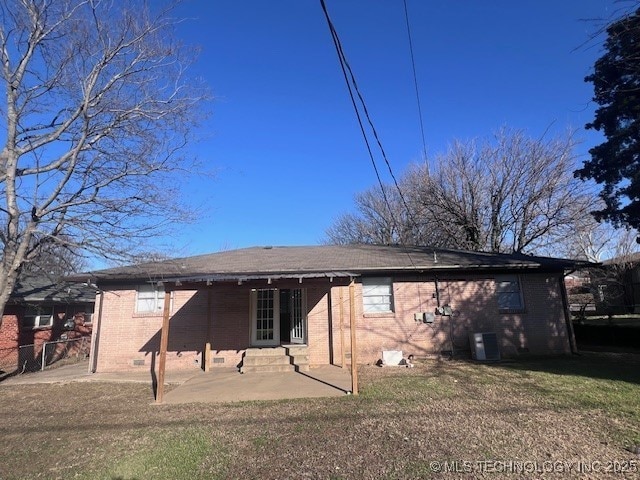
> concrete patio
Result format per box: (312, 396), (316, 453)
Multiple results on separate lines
(1, 361), (354, 404)
(163, 365), (353, 404)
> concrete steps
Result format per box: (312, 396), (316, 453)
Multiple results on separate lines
(240, 345), (309, 374)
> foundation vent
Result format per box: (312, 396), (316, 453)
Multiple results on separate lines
(132, 359), (145, 366)
(212, 357), (225, 364)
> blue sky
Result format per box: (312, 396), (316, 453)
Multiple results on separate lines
(162, 0), (621, 257)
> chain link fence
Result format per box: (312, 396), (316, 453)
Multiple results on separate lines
(14, 336), (91, 373)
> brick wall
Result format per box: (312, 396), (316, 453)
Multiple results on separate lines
(0, 309), (20, 371)
(95, 284), (264, 372)
(1, 306), (92, 372)
(326, 273), (571, 365)
(94, 272), (572, 372)
(96, 287), (206, 371)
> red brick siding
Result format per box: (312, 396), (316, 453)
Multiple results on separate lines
(94, 273), (571, 372)
(328, 273), (570, 365)
(1, 306), (92, 372)
(0, 309), (20, 370)
(96, 288), (207, 371)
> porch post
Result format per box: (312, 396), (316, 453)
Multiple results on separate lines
(88, 290), (104, 374)
(349, 279), (358, 395)
(339, 287), (345, 369)
(204, 288), (213, 372)
(156, 289), (172, 404)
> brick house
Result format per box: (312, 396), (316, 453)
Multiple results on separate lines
(0, 278), (95, 374)
(77, 245), (581, 374)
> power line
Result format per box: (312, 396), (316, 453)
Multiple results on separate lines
(319, 0), (419, 242)
(318, 0), (392, 218)
(403, 0), (428, 161)
(319, 0), (431, 311)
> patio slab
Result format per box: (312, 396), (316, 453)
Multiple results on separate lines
(162, 365), (353, 404)
(1, 361), (355, 404)
(0, 361), (197, 385)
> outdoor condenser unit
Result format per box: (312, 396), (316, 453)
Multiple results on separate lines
(469, 332), (500, 361)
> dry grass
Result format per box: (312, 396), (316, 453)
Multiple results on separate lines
(0, 352), (639, 479)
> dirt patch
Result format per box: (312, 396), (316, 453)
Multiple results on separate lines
(1, 354), (639, 479)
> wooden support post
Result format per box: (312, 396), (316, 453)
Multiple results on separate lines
(156, 290), (172, 404)
(204, 288), (213, 372)
(349, 279), (358, 395)
(339, 287), (345, 369)
(88, 290), (104, 374)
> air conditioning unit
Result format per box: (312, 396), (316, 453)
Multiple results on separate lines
(469, 332), (500, 361)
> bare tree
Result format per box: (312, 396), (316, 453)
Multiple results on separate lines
(553, 197), (640, 263)
(327, 128), (593, 255)
(326, 186), (409, 245)
(404, 139), (491, 251)
(0, 0), (209, 326)
(325, 183), (448, 247)
(18, 238), (87, 280)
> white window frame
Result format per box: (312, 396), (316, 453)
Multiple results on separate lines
(495, 274), (524, 311)
(135, 285), (171, 314)
(362, 277), (394, 314)
(23, 306), (54, 329)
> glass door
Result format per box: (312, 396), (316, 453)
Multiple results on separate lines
(290, 288), (306, 344)
(251, 289), (280, 346)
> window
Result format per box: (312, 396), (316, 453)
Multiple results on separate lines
(362, 277), (394, 313)
(23, 306), (54, 329)
(73, 304), (94, 325)
(136, 285), (166, 313)
(495, 275), (524, 311)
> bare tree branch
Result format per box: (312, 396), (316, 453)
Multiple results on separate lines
(0, 0), (210, 326)
(327, 128), (601, 256)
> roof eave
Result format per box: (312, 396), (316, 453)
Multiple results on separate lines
(86, 262), (575, 285)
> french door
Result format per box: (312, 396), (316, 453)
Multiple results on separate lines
(251, 289), (279, 346)
(289, 288), (305, 344)
(251, 288), (306, 346)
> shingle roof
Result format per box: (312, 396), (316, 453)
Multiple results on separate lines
(9, 277), (96, 304)
(70, 244), (586, 284)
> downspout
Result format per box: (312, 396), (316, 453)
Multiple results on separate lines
(560, 271), (578, 354)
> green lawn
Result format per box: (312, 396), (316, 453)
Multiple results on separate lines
(1, 352), (638, 479)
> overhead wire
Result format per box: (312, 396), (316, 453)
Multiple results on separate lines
(319, 0), (393, 221)
(320, 1), (465, 353)
(319, 0), (420, 244)
(319, 0), (433, 312)
(403, 0), (428, 162)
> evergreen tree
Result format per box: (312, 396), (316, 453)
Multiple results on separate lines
(577, 8), (640, 231)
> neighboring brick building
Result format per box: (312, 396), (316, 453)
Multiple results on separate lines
(0, 278), (95, 374)
(76, 245), (584, 374)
